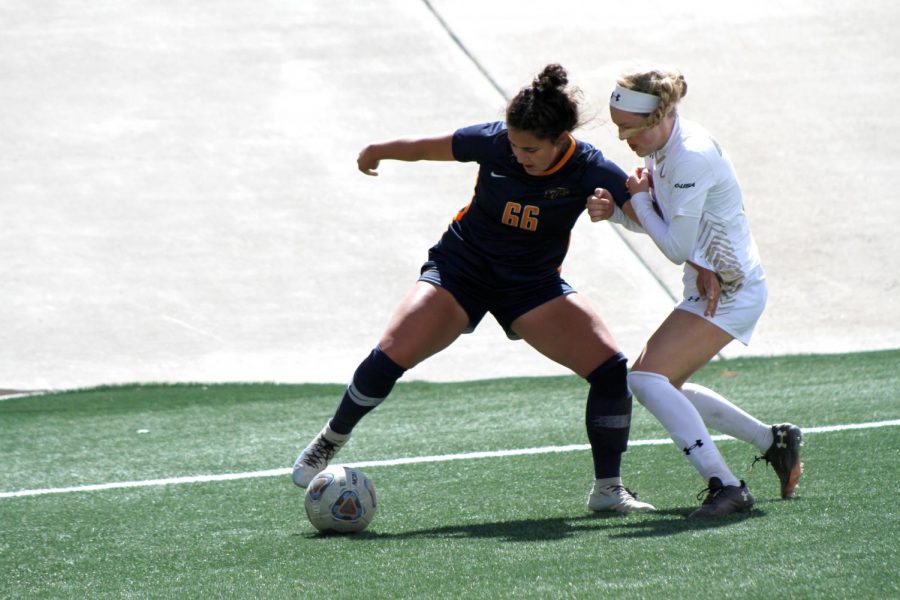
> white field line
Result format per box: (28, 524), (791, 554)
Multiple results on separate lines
(2, 419), (898, 500)
(0, 391), (48, 401)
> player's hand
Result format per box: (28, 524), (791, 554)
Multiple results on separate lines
(357, 146), (381, 176)
(694, 265), (721, 317)
(586, 188), (615, 222)
(626, 167), (651, 195)
(637, 166), (653, 188)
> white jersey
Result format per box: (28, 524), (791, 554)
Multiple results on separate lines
(610, 116), (766, 342)
(630, 116), (763, 297)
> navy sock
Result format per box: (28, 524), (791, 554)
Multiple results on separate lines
(585, 352), (632, 479)
(329, 347), (406, 435)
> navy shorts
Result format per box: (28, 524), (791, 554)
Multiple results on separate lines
(418, 259), (575, 340)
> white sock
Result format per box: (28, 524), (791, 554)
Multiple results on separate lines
(594, 476), (622, 490)
(322, 422), (351, 443)
(628, 371), (740, 486)
(681, 383), (773, 453)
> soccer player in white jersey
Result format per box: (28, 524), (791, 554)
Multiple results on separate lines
(587, 68), (802, 518)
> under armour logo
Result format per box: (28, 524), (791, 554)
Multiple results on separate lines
(741, 490), (750, 502)
(776, 430), (788, 449)
(611, 92), (621, 102)
(683, 439), (704, 455)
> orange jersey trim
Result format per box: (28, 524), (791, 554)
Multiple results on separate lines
(536, 134), (577, 177)
(453, 200), (472, 222)
(452, 171), (480, 222)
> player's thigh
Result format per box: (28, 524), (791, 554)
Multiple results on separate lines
(512, 293), (620, 378)
(378, 281), (470, 369)
(633, 308), (733, 386)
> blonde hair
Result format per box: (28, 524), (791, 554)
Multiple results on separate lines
(616, 69), (687, 127)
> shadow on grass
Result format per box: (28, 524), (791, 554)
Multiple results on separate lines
(302, 507), (764, 542)
(605, 507), (763, 539)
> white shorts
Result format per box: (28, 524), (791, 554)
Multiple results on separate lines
(676, 265), (767, 345)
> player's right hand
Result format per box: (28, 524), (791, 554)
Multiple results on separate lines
(357, 146), (380, 176)
(586, 188), (614, 222)
(695, 266), (722, 317)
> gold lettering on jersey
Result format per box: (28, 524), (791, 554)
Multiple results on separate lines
(501, 202), (540, 232)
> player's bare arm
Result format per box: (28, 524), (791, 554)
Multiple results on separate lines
(357, 135), (455, 176)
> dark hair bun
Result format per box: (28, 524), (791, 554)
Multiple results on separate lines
(507, 63), (580, 140)
(534, 64), (568, 94)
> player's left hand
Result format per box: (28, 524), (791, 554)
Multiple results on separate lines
(694, 266), (721, 317)
(626, 167), (652, 195)
(586, 188), (615, 222)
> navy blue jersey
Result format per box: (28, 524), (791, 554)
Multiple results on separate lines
(430, 121), (629, 288)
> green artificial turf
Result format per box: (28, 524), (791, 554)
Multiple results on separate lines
(1, 350), (898, 598)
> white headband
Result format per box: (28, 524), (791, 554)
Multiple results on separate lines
(609, 85), (660, 113)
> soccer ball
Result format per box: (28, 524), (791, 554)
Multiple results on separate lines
(304, 466), (377, 533)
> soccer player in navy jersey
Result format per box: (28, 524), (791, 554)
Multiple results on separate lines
(293, 64), (654, 512)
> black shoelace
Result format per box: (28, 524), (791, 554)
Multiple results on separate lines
(697, 484), (723, 505)
(607, 485), (640, 499)
(302, 437), (338, 467)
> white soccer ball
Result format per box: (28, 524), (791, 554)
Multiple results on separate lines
(304, 466), (377, 533)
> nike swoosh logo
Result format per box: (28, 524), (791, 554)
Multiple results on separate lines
(490, 171), (506, 178)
